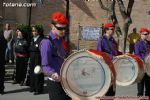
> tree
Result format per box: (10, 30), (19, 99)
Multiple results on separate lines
(99, 0), (134, 53)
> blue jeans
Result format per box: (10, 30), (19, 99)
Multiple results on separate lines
(5, 41), (14, 62)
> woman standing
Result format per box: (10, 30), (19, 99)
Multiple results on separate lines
(12, 28), (29, 86)
(28, 25), (44, 95)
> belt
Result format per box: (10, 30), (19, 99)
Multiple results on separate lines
(16, 53), (27, 57)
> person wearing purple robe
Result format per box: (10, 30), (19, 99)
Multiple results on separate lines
(97, 22), (122, 97)
(134, 27), (150, 98)
(40, 12), (70, 100)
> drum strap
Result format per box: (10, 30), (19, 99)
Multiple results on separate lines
(47, 36), (65, 59)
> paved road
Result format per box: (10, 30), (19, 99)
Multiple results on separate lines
(0, 80), (139, 100)
(1, 64), (147, 100)
(0, 81), (49, 100)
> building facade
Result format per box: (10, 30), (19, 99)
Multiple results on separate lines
(0, 0), (150, 50)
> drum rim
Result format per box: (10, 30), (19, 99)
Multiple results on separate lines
(60, 50), (112, 99)
(145, 55), (150, 76)
(113, 55), (142, 86)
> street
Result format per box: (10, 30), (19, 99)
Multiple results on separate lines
(0, 80), (139, 100)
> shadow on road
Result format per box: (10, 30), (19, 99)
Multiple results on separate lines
(4, 85), (48, 95)
(4, 87), (30, 94)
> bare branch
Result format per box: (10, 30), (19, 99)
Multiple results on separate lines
(116, 0), (127, 19)
(127, 0), (134, 16)
(98, 0), (110, 11)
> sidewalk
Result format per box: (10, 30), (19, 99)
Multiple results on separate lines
(0, 80), (138, 100)
(0, 81), (49, 100)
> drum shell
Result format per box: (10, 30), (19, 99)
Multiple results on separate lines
(113, 54), (144, 86)
(60, 49), (116, 100)
(145, 54), (150, 76)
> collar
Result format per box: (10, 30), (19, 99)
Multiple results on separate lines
(139, 39), (147, 43)
(103, 35), (113, 41)
(33, 35), (40, 42)
(49, 31), (63, 40)
(49, 31), (57, 40)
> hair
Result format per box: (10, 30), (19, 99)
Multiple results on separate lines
(103, 28), (110, 34)
(16, 28), (27, 39)
(32, 25), (44, 36)
(51, 21), (58, 25)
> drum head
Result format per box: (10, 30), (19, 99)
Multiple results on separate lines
(61, 50), (112, 99)
(113, 55), (138, 86)
(145, 55), (150, 76)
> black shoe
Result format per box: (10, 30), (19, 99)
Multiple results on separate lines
(0, 91), (4, 95)
(29, 90), (34, 93)
(20, 81), (25, 86)
(12, 81), (18, 84)
(33, 92), (39, 95)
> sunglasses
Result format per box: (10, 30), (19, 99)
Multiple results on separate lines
(142, 33), (149, 35)
(54, 24), (67, 31)
(108, 28), (114, 30)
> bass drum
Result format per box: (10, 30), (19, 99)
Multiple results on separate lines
(61, 49), (116, 100)
(145, 54), (150, 76)
(113, 54), (144, 86)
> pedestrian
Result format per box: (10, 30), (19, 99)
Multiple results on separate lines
(29, 25), (44, 95)
(128, 28), (140, 54)
(0, 30), (7, 94)
(12, 28), (29, 86)
(134, 27), (150, 98)
(4, 23), (14, 64)
(97, 22), (122, 96)
(40, 12), (70, 100)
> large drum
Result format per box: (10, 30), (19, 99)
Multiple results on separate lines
(145, 54), (150, 76)
(61, 49), (116, 100)
(113, 54), (144, 86)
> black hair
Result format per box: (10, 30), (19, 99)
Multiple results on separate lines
(16, 28), (27, 39)
(31, 25), (44, 36)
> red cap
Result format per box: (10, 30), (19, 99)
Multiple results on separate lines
(139, 27), (149, 33)
(51, 12), (68, 25)
(103, 22), (114, 29)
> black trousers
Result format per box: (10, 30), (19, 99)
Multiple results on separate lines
(129, 44), (135, 54)
(137, 74), (150, 98)
(15, 56), (28, 83)
(30, 73), (44, 92)
(47, 80), (71, 100)
(0, 65), (5, 93)
(105, 85), (115, 96)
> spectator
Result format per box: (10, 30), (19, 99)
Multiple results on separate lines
(28, 25), (44, 95)
(4, 23), (14, 64)
(128, 28), (140, 54)
(12, 28), (29, 86)
(0, 30), (7, 94)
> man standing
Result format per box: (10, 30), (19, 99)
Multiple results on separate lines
(97, 22), (122, 96)
(0, 30), (7, 94)
(128, 28), (140, 54)
(4, 23), (14, 63)
(134, 27), (150, 98)
(40, 12), (70, 100)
